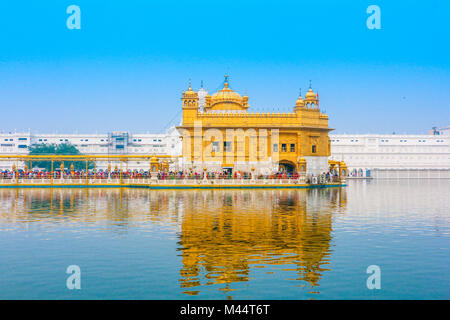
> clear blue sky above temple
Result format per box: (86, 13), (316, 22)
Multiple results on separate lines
(0, 0), (449, 134)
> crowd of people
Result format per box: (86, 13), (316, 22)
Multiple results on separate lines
(306, 171), (341, 184)
(1, 169), (340, 183)
(1, 169), (302, 180)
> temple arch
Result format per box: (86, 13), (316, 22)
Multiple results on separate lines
(279, 160), (296, 173)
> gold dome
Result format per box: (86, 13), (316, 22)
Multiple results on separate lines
(305, 88), (316, 101)
(295, 90), (305, 107)
(206, 75), (249, 111)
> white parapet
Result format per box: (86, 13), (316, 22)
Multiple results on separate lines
(304, 156), (329, 175)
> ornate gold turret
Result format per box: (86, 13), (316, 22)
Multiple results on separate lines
(305, 88), (316, 101)
(294, 89), (305, 112)
(182, 79), (199, 109)
(150, 156), (159, 172)
(243, 91), (249, 108)
(204, 93), (212, 108)
(339, 161), (347, 178)
(305, 82), (318, 109)
(298, 157), (307, 172)
(162, 160), (169, 172)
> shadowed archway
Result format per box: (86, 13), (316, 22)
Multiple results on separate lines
(279, 160), (296, 173)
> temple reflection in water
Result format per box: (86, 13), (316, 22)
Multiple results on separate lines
(0, 187), (346, 296)
(176, 188), (346, 295)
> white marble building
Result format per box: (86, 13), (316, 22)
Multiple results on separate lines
(0, 127), (182, 170)
(329, 130), (450, 178)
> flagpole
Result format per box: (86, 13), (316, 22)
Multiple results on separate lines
(317, 91), (319, 108)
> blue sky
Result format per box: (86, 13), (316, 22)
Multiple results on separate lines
(0, 0), (449, 134)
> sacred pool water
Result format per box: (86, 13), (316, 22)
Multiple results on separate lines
(0, 179), (448, 299)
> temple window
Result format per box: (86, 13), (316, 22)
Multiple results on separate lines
(224, 141), (232, 152)
(290, 144), (295, 152)
(281, 144), (287, 152)
(273, 144), (278, 152)
(312, 145), (317, 153)
(212, 141), (219, 152)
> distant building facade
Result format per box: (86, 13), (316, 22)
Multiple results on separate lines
(0, 127), (181, 170)
(329, 132), (450, 178)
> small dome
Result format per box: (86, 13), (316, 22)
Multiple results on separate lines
(296, 95), (305, 107)
(305, 88), (316, 100)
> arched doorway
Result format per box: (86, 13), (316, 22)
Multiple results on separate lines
(279, 160), (296, 173)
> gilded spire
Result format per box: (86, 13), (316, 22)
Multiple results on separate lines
(224, 75), (229, 88)
(183, 77), (198, 101)
(295, 88), (305, 108)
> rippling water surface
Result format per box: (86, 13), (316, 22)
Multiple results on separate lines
(0, 180), (449, 299)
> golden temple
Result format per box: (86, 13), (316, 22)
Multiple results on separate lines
(177, 76), (333, 175)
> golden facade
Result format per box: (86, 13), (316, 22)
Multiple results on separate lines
(177, 76), (332, 174)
